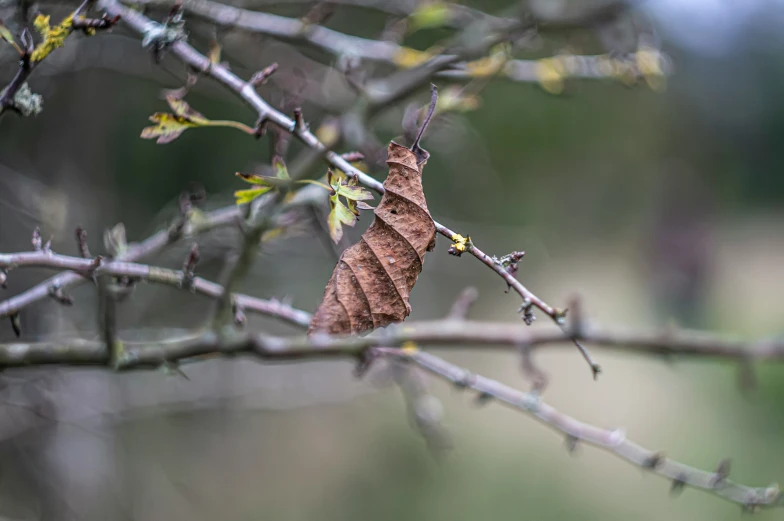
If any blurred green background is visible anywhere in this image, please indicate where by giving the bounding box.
[1,0,784,520]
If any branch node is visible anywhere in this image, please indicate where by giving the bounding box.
[293,107,306,132]
[75,225,91,258]
[448,233,470,257]
[518,299,535,325]
[181,243,199,290]
[564,434,580,454]
[453,369,475,389]
[642,451,666,470]
[48,283,74,306]
[473,391,494,406]
[32,226,42,251]
[518,391,540,412]
[253,116,269,139]
[498,250,525,292]
[712,458,732,488]
[606,427,626,447]
[670,474,687,496]
[232,300,246,327]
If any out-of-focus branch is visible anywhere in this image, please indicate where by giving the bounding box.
[392,349,783,511]
[118,0,668,86]
[2,318,784,369]
[0,324,780,507]
[125,0,636,40]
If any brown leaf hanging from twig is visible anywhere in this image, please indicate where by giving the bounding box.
[309,86,439,336]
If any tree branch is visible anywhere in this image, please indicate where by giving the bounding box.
[118,0,664,86]
[0,205,240,320]
[0,325,780,508]
[0,246,311,328]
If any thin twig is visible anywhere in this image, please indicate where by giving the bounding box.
[0,248,311,328]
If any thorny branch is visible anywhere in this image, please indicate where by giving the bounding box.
[0,240,311,328]
[0,321,781,508]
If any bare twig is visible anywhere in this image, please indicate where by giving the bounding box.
[0,204,241,320]
[0,244,311,328]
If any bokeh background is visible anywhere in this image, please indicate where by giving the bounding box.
[1,0,784,519]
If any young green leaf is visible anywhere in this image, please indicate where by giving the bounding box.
[208,39,221,65]
[0,18,21,53]
[141,112,199,144]
[103,223,127,258]
[234,156,295,205]
[272,156,290,179]
[141,96,256,144]
[328,195,356,243]
[234,187,272,205]
[324,169,375,237]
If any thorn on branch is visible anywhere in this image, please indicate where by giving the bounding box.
[9,313,21,337]
[642,451,666,470]
[250,63,278,88]
[0,269,7,289]
[340,151,365,163]
[253,117,269,139]
[181,243,199,289]
[447,286,479,320]
[712,458,732,488]
[565,434,580,454]
[292,107,306,132]
[232,301,246,327]
[473,391,494,406]
[32,227,42,251]
[354,347,379,378]
[75,226,91,258]
[48,283,74,306]
[671,474,687,496]
[72,13,121,34]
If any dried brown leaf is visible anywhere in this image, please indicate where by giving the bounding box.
[309,142,436,335]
